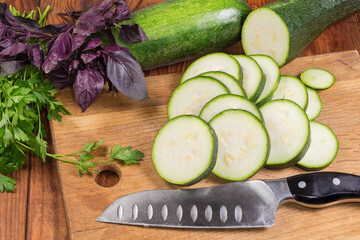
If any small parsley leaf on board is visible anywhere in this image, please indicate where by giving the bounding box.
[109,145,144,164]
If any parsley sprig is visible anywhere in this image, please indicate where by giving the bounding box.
[0,67,144,192]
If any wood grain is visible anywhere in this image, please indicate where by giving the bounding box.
[51,50,360,240]
[1,0,360,239]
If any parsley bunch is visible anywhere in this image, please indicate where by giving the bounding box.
[0,65,144,193]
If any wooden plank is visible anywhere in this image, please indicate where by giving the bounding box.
[0,2,39,240]
[50,50,360,239]
[0,159,30,240]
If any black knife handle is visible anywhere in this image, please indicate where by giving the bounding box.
[286,172,360,206]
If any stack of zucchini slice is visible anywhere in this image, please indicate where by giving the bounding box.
[152,52,338,185]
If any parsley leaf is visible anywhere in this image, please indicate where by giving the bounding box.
[109,145,144,164]
[0,174,16,193]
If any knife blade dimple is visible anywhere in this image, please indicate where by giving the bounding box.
[205,205,212,222]
[220,205,228,223]
[234,205,242,223]
[176,205,183,222]
[117,205,123,220]
[161,205,168,221]
[147,204,153,220]
[132,204,138,220]
[190,205,198,222]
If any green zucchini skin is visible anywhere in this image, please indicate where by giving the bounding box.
[264,0,360,65]
[113,0,250,70]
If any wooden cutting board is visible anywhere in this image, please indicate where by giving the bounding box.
[50,50,360,240]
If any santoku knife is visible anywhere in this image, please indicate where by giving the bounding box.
[97,172,360,228]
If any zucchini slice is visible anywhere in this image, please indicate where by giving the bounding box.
[232,55,265,102]
[272,75,308,109]
[260,99,310,169]
[209,109,269,181]
[181,53,241,82]
[300,68,335,89]
[152,115,217,185]
[199,71,246,96]
[250,55,280,107]
[305,87,323,120]
[168,76,229,119]
[199,94,262,122]
[297,121,339,171]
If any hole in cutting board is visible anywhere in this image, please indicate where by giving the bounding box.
[95,164,121,187]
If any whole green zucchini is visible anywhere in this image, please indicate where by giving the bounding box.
[241,0,360,66]
[113,0,250,70]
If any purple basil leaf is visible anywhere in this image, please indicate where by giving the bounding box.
[0,37,13,49]
[72,34,87,51]
[81,51,101,64]
[0,43,28,56]
[119,23,148,44]
[103,44,130,53]
[105,50,148,101]
[73,0,113,36]
[47,60,74,89]
[39,24,69,35]
[42,31,73,73]
[113,0,131,21]
[28,47,44,69]
[0,3,18,26]
[69,59,80,72]
[0,22,6,36]
[73,67,104,112]
[14,16,41,33]
[1,60,25,76]
[83,37,102,51]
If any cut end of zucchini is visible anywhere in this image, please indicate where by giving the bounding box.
[152,115,216,185]
[297,121,338,171]
[209,109,269,181]
[241,8,289,66]
[181,53,241,82]
[300,68,335,89]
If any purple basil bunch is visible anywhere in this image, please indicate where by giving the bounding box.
[0,0,149,112]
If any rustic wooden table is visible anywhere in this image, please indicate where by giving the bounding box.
[0,0,359,239]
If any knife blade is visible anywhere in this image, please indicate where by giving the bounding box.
[96,172,360,228]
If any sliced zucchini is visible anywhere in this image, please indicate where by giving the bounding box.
[199,94,262,122]
[272,75,308,109]
[297,121,338,171]
[300,68,335,89]
[250,55,280,107]
[181,53,241,82]
[199,71,246,96]
[305,87,322,120]
[232,55,265,102]
[260,99,310,169]
[152,115,217,185]
[209,109,269,181]
[168,76,229,119]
